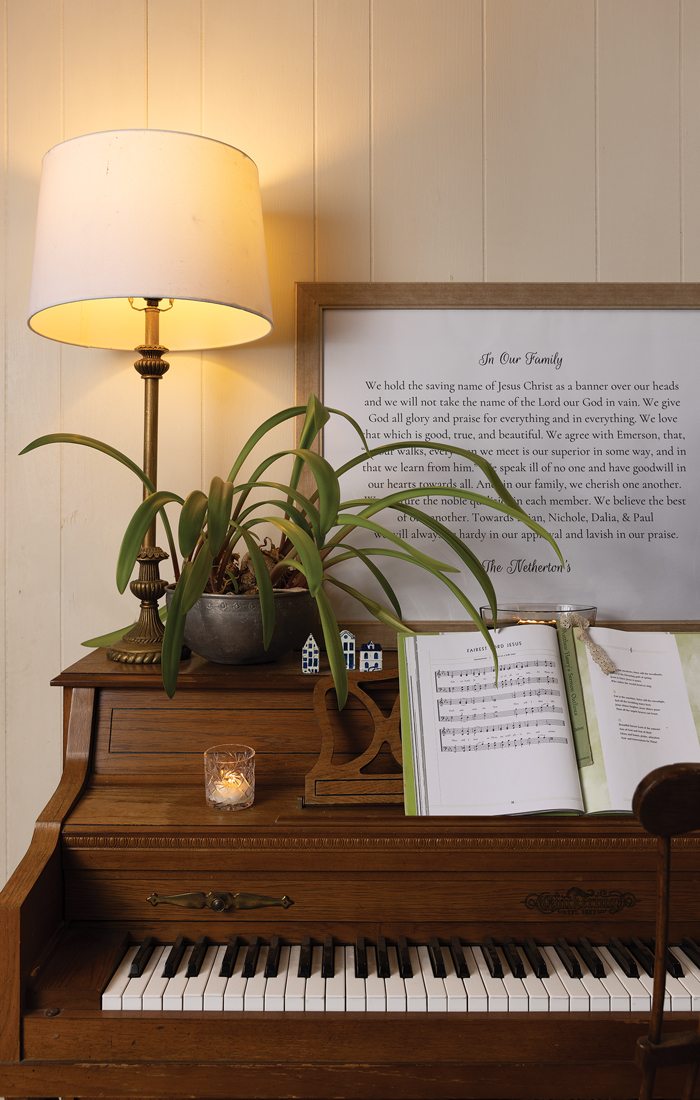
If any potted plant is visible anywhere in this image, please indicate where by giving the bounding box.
[22,394,560,706]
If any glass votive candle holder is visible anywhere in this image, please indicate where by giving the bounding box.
[204,744,255,811]
[479,604,597,628]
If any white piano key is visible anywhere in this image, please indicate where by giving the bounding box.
[440,946,467,1012]
[305,946,326,1012]
[416,945,447,1012]
[223,944,248,1011]
[265,945,291,1011]
[670,947,700,1011]
[325,945,346,1012]
[596,946,650,1012]
[102,946,139,1010]
[569,949,610,1012]
[203,946,229,1011]
[122,945,166,1010]
[589,947,630,1012]
[404,947,428,1013]
[163,945,195,1011]
[633,961,690,1012]
[384,946,407,1011]
[519,947,568,1012]
[461,947,489,1012]
[365,947,387,1012]
[284,945,306,1011]
[344,945,367,1012]
[182,945,218,1011]
[515,948,550,1012]
[244,945,268,1011]
[495,948,528,1012]
[542,947,589,1012]
[143,945,177,1011]
[472,946,508,1012]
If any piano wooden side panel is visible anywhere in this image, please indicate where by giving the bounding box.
[0,650,699,1099]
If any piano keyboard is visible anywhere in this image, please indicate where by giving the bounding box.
[102,935,700,1012]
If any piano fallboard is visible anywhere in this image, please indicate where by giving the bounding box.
[1,648,699,1099]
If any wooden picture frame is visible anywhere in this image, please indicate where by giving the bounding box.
[295,282,700,637]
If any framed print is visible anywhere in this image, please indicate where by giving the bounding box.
[296,283,700,627]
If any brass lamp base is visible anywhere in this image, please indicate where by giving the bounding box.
[107,546,168,664]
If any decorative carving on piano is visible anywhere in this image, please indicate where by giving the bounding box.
[524,887,638,915]
[63,831,700,851]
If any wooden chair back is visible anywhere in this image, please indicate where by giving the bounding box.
[633,762,700,1100]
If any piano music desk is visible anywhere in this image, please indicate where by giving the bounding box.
[1,649,699,1099]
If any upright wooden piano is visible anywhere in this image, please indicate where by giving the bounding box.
[1,648,699,1100]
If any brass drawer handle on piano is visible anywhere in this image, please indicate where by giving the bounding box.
[147,890,294,913]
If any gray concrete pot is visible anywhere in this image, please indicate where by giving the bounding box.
[168,587,320,665]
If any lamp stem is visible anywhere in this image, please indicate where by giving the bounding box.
[106,298,170,664]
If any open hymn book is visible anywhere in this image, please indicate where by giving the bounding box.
[399,625,700,816]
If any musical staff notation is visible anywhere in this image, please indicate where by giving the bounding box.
[431,652,571,757]
[440,733,569,753]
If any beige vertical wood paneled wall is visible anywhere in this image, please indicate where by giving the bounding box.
[1,0,698,884]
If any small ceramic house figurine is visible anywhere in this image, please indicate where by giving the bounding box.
[359,640,383,672]
[340,628,356,670]
[301,633,320,674]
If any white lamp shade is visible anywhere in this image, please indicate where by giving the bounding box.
[28,130,273,351]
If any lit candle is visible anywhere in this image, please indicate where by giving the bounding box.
[211,767,252,807]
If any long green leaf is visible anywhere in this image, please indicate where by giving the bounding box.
[116,490,184,592]
[263,517,325,595]
[313,586,348,709]
[179,490,209,558]
[20,432,155,492]
[82,606,167,648]
[334,513,460,572]
[323,545,403,617]
[326,577,408,635]
[239,530,276,648]
[290,394,331,491]
[342,489,563,564]
[207,476,234,556]
[161,574,188,697]
[398,502,498,620]
[335,440,523,512]
[21,431,182,576]
[226,404,309,483]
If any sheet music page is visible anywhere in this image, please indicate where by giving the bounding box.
[402,626,584,815]
[577,628,700,812]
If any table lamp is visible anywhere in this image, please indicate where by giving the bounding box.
[27,129,273,663]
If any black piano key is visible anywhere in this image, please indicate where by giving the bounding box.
[428,937,447,978]
[397,936,413,979]
[607,937,639,978]
[264,935,282,978]
[680,937,700,968]
[449,937,470,978]
[354,935,368,979]
[298,935,313,978]
[186,935,209,977]
[376,936,391,978]
[219,936,241,978]
[129,935,156,978]
[162,934,187,978]
[480,938,504,979]
[642,938,683,978]
[500,938,525,978]
[575,937,605,978]
[625,938,655,977]
[321,936,335,979]
[522,938,548,979]
[554,938,582,979]
[243,937,262,978]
